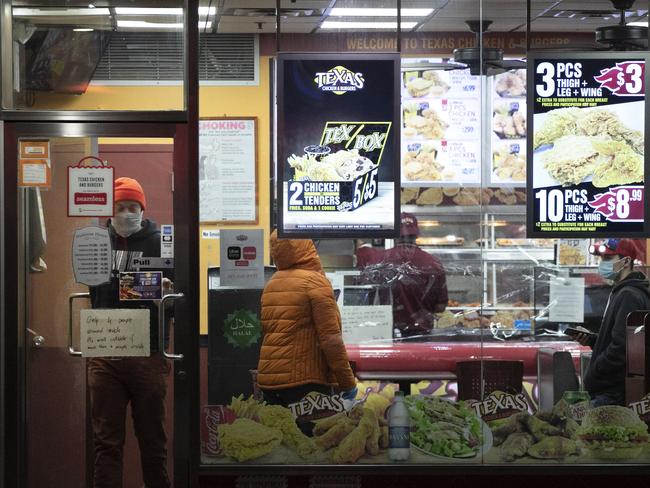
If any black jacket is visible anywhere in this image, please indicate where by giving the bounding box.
[90,219,169,353]
[584,271,650,398]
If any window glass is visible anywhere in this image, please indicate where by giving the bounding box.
[3,2,186,110]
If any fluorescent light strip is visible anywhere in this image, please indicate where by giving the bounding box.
[13,7,111,16]
[117,20,211,29]
[114,7,215,15]
[628,21,648,26]
[321,21,417,29]
[329,8,433,17]
[73,28,94,32]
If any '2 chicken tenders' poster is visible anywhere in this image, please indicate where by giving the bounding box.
[277,54,400,238]
[528,52,650,238]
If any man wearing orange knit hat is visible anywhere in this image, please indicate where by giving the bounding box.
[87,177,172,488]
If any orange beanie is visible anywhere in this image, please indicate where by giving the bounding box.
[114,177,146,210]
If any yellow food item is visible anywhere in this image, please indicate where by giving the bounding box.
[590,139,644,187]
[218,418,282,462]
[229,394,263,419]
[257,404,318,459]
[416,187,443,206]
[534,107,582,149]
[364,392,391,419]
[330,408,376,463]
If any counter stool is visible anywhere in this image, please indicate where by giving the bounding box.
[456,360,524,401]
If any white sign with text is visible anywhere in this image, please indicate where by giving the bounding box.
[341,305,393,344]
[80,309,150,357]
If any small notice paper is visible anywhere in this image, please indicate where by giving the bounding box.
[549,276,585,324]
[341,305,393,344]
[81,309,150,357]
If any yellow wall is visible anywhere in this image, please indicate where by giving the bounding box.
[36,58,272,333]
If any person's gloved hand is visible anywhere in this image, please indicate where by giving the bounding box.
[341,387,358,401]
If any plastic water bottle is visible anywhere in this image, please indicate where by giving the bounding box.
[388,391,411,461]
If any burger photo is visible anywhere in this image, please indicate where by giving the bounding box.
[576,406,649,460]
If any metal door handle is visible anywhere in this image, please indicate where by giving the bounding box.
[158,293,184,360]
[27,328,45,348]
[68,293,90,356]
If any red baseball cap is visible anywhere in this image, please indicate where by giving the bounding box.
[400,212,420,237]
[589,238,639,261]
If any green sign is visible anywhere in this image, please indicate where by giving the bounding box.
[223,309,261,349]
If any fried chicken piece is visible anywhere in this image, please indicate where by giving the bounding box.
[401,187,419,204]
[313,412,347,436]
[513,111,526,137]
[533,107,582,149]
[524,414,562,442]
[364,414,381,456]
[500,432,535,461]
[590,139,644,187]
[576,109,644,154]
[527,436,577,459]
[493,412,527,446]
[330,409,375,464]
[541,135,608,186]
[416,187,443,206]
[314,418,356,450]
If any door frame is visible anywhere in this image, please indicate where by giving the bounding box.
[1,121,200,488]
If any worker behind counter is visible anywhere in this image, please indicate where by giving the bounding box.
[356,212,448,339]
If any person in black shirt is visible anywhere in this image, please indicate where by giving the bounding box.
[577,239,650,407]
[88,177,172,488]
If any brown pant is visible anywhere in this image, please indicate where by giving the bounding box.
[88,355,171,488]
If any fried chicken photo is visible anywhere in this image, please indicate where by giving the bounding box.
[533,107,582,149]
[541,135,609,186]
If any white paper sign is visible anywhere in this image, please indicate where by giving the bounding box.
[199,119,257,223]
[549,276,586,324]
[161,224,174,258]
[80,309,150,357]
[219,229,264,288]
[67,165,114,216]
[72,226,112,286]
[341,305,393,344]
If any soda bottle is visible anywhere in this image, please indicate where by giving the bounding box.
[388,391,411,461]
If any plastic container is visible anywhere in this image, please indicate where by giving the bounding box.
[388,391,411,461]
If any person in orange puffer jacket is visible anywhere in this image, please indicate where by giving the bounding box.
[257,230,357,416]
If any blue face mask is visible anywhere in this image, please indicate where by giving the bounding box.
[598,258,624,280]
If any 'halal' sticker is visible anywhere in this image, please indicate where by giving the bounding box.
[223,309,261,349]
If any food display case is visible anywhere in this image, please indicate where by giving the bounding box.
[400,203,555,341]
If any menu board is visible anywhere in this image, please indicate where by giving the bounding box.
[199,118,257,224]
[491,69,527,185]
[401,59,481,186]
[528,53,649,237]
[277,53,399,238]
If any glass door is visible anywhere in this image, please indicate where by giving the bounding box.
[4,121,192,488]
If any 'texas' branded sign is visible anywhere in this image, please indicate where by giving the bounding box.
[314,65,365,94]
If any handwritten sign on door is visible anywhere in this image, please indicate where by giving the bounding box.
[80,309,150,357]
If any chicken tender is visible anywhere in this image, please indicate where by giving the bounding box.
[527,436,577,459]
[500,432,534,461]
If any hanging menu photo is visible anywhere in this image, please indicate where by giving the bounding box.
[491,69,527,185]
[528,53,649,237]
[401,60,481,185]
[277,54,400,238]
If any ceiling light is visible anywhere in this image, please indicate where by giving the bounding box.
[115,8,183,15]
[13,7,111,16]
[88,3,95,8]
[628,21,648,27]
[117,20,211,29]
[113,7,215,16]
[329,8,433,17]
[321,21,417,29]
[73,28,95,32]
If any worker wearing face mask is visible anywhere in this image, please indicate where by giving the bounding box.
[87,177,172,488]
[576,239,650,407]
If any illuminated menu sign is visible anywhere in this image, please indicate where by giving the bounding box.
[277,53,400,238]
[528,52,649,237]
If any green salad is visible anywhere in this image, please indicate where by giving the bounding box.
[405,395,483,458]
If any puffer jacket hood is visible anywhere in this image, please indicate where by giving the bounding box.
[270,230,322,272]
